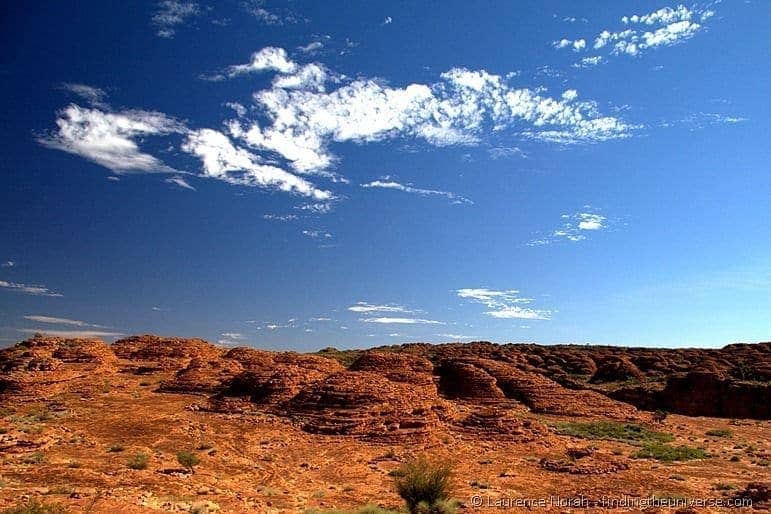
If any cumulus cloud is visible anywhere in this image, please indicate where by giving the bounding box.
[180,128,332,199]
[218,52,630,181]
[557,4,715,62]
[151,0,201,38]
[23,315,103,327]
[38,105,184,173]
[348,302,411,314]
[361,180,472,205]
[528,209,609,246]
[0,280,62,297]
[457,288,551,320]
[360,317,442,325]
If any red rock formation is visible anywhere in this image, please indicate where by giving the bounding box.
[112,335,222,370]
[590,356,644,383]
[0,336,116,398]
[288,370,445,440]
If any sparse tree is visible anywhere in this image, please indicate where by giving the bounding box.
[176,450,200,474]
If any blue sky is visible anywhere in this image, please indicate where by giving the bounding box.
[1,0,769,349]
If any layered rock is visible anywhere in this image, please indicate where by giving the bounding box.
[0,336,117,398]
[112,335,222,370]
[456,405,548,441]
[288,370,444,440]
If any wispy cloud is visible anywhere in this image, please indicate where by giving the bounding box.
[165,175,196,190]
[263,214,298,221]
[437,333,476,340]
[302,229,332,239]
[60,83,107,108]
[152,0,201,38]
[243,0,303,25]
[360,317,442,325]
[38,105,184,173]
[457,288,551,320]
[348,302,411,314]
[382,16,393,25]
[18,328,124,339]
[0,280,62,297]
[488,146,527,160]
[1,261,14,268]
[23,315,104,327]
[528,209,609,246]
[361,180,472,205]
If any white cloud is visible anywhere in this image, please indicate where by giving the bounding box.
[180,128,332,200]
[23,315,103,327]
[573,56,605,68]
[18,328,124,338]
[361,317,442,325]
[1,261,14,268]
[227,47,298,76]
[263,213,298,221]
[221,332,245,339]
[528,209,609,246]
[383,16,393,25]
[0,280,62,297]
[38,105,184,173]
[488,146,527,160]
[553,38,585,51]
[221,49,630,178]
[151,0,201,38]
[438,333,475,340]
[302,229,332,239]
[361,180,472,205]
[60,83,108,108]
[298,41,324,54]
[457,288,550,320]
[348,302,411,314]
[243,0,302,25]
[592,4,713,58]
[165,175,196,190]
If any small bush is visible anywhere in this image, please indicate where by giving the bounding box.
[652,409,668,423]
[394,456,455,514]
[554,421,673,445]
[127,453,149,470]
[635,443,708,462]
[22,452,46,465]
[706,429,733,438]
[0,500,69,514]
[176,450,200,473]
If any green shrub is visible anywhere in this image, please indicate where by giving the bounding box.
[554,421,673,445]
[635,443,708,462]
[22,452,46,465]
[127,453,149,470]
[176,450,200,473]
[0,500,69,514]
[706,429,733,438]
[393,456,455,514]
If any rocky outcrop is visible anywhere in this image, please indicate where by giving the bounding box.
[160,357,244,395]
[435,361,505,401]
[288,370,446,440]
[457,405,548,441]
[590,356,644,384]
[0,336,117,398]
[112,335,222,370]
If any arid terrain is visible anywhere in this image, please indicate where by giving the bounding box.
[0,335,768,513]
